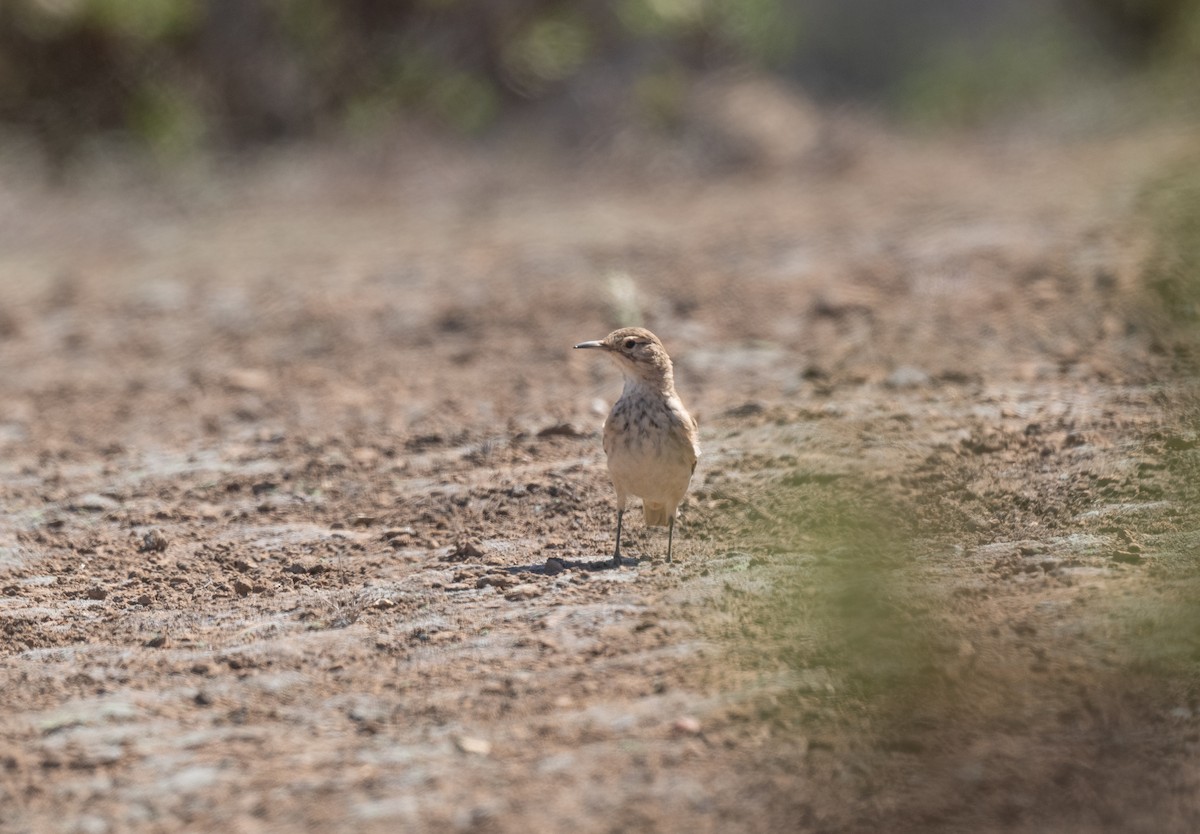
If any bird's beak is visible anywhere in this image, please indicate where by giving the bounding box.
[573,340,607,350]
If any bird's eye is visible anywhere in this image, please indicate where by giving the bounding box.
[623,339,638,350]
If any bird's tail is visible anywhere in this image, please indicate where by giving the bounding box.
[643,503,671,527]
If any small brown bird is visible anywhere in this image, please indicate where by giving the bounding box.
[574,327,699,566]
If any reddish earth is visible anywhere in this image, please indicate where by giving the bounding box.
[1,119,1198,833]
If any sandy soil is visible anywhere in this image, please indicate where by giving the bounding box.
[1,120,1199,833]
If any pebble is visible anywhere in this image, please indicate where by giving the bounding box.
[165,765,221,792]
[537,422,586,438]
[137,529,169,554]
[70,493,120,513]
[451,539,486,561]
[454,735,491,756]
[223,368,270,392]
[505,584,542,601]
[73,815,110,834]
[885,366,930,389]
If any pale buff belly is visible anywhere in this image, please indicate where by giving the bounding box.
[606,436,695,507]
[603,395,697,515]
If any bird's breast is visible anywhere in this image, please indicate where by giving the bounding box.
[603,387,697,500]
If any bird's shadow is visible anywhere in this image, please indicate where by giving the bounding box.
[507,555,641,575]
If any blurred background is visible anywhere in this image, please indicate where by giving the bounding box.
[1,0,1197,172]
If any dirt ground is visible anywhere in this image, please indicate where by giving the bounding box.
[1,114,1199,833]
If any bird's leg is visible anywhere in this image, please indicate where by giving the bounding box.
[611,508,624,568]
[667,515,674,563]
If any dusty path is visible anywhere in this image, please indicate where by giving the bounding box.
[1,126,1198,832]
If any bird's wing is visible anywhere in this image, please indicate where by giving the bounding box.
[678,414,699,471]
[680,407,700,467]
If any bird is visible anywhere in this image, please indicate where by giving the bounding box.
[574,327,699,567]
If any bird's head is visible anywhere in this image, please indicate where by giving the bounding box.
[574,327,674,386]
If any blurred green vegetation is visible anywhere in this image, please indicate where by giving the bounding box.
[802,497,947,704]
[1143,159,1200,334]
[0,0,809,162]
[742,146,1200,731]
[897,0,1200,127]
[897,16,1093,127]
[0,0,1197,164]
[758,483,953,717]
[1113,456,1200,686]
[1122,153,1200,685]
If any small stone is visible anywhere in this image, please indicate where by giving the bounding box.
[505,583,542,601]
[352,447,380,465]
[73,814,110,834]
[85,586,107,600]
[137,529,169,554]
[536,422,586,438]
[197,503,222,521]
[672,716,702,735]
[70,493,120,513]
[135,594,153,606]
[885,366,930,389]
[450,538,486,562]
[348,703,388,725]
[370,598,396,610]
[167,765,220,793]
[544,558,564,576]
[454,735,491,756]
[723,402,765,418]
[223,368,270,392]
[232,579,252,597]
[144,634,167,648]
